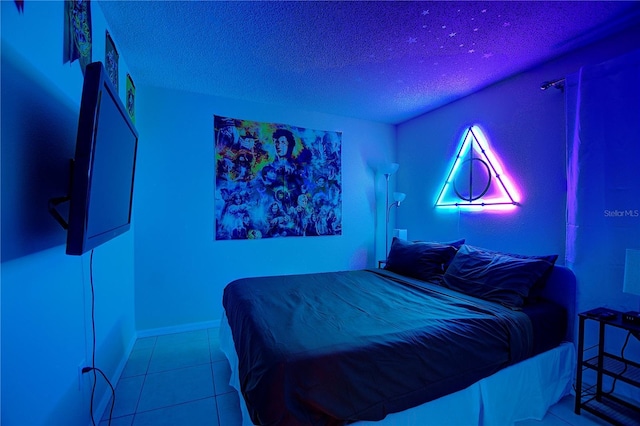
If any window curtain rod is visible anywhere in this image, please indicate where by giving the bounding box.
[540,77,566,91]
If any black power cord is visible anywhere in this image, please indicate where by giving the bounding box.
[84,249,116,426]
[574,329,636,399]
[604,330,632,395]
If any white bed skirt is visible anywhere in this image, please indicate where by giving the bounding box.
[219,312,575,426]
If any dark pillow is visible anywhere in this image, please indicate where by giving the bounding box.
[384,238,464,282]
[442,245,558,308]
[412,238,465,249]
[505,252,558,303]
[462,245,558,303]
[412,238,465,271]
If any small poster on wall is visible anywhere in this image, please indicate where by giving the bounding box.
[214,115,342,240]
[126,74,135,123]
[105,31,119,91]
[63,0,92,74]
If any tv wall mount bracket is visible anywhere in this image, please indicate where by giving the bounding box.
[48,159,74,230]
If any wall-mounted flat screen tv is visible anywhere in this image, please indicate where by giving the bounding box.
[66,61,139,255]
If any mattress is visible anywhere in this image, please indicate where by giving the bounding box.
[222,268,571,425]
[221,316,575,426]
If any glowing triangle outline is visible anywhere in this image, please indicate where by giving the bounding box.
[435,126,519,208]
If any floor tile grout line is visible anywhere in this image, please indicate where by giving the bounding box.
[210,359,223,426]
[129,368,148,424]
[130,395,217,418]
[215,397,222,426]
[146,360,213,376]
[126,336,156,424]
[127,332,220,422]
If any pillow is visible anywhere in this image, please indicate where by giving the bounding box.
[442,245,558,308]
[462,245,558,303]
[413,238,465,270]
[506,252,558,303]
[412,238,465,250]
[384,237,464,282]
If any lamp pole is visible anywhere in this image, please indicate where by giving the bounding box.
[385,172,391,257]
[381,163,399,260]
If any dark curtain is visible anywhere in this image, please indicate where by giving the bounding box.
[565,49,640,321]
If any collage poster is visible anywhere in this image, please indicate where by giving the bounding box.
[63,0,92,73]
[214,115,342,240]
[105,30,119,91]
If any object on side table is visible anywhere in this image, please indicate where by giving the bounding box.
[584,307,618,321]
[623,311,640,324]
[623,249,640,325]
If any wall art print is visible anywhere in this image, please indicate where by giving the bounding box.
[214,115,342,240]
[63,0,92,74]
[126,73,135,123]
[105,30,119,91]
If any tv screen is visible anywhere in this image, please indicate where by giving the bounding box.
[66,61,139,256]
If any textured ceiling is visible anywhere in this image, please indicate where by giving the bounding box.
[99,1,640,124]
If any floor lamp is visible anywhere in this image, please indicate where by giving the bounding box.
[382,163,406,258]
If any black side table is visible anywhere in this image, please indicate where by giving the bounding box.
[575,307,640,425]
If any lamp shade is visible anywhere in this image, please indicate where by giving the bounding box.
[393,192,406,203]
[380,163,399,176]
[623,248,640,296]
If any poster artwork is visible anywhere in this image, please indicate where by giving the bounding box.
[63,0,92,73]
[105,31,119,91]
[126,74,135,123]
[214,115,342,240]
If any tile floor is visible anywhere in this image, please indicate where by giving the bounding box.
[100,328,609,426]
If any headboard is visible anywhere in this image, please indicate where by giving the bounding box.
[540,265,577,344]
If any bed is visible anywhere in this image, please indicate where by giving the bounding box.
[220,240,577,425]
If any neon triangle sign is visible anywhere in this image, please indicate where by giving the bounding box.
[435,126,520,210]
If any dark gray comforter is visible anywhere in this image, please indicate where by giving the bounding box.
[223,269,534,425]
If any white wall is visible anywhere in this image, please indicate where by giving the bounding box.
[395,65,568,256]
[1,2,136,424]
[396,23,640,258]
[133,86,395,332]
